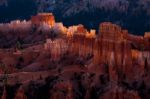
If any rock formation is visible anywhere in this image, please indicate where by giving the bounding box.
[0,13,149,99]
[31,13,55,27]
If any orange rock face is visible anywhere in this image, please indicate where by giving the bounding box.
[31,13,55,27]
[43,22,149,85]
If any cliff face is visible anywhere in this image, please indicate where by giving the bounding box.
[43,21,150,87]
[0,14,150,99]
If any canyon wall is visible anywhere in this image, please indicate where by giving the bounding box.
[0,13,149,99]
[43,21,150,85]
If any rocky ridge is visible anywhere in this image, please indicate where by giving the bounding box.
[0,13,149,99]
